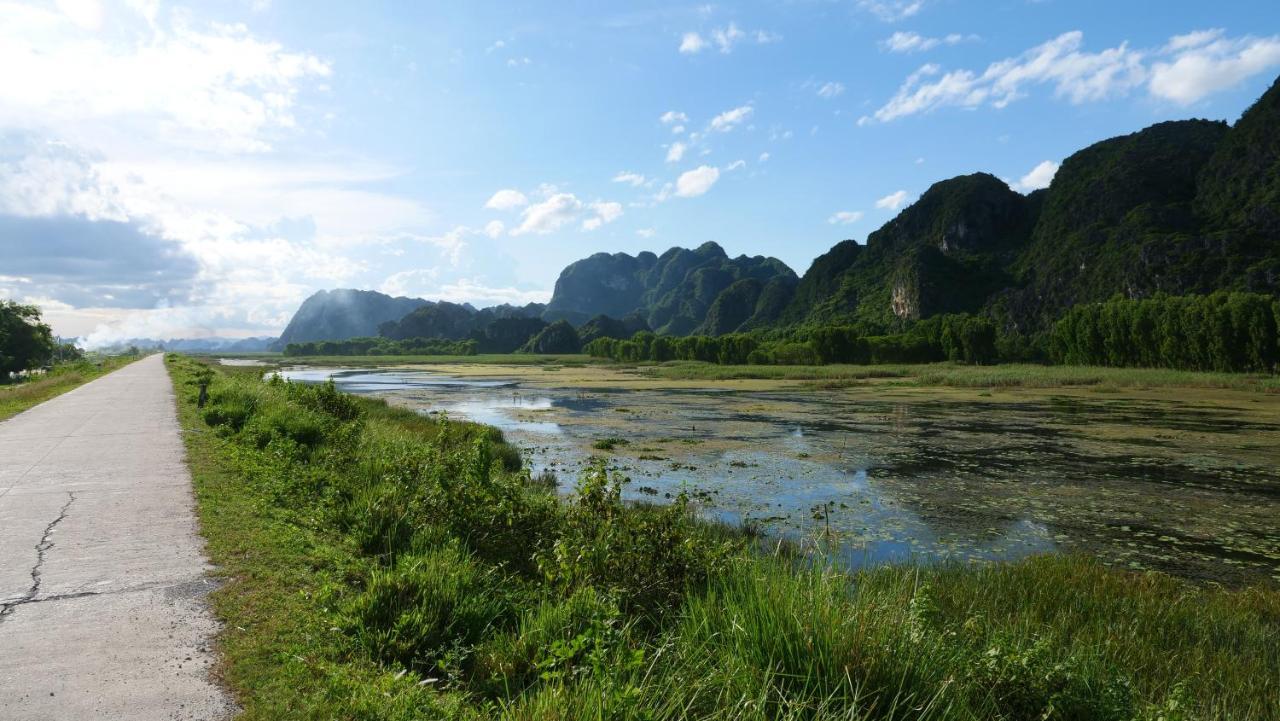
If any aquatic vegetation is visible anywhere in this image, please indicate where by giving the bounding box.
[168,354,1280,719]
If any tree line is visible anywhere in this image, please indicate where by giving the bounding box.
[584,313,999,366]
[283,336,478,357]
[1049,292,1279,373]
[584,293,1280,373]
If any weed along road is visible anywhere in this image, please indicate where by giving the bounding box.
[0,354,233,720]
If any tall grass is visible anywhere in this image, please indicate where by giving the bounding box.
[0,356,135,421]
[167,354,1280,720]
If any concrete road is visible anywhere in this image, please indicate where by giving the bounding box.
[0,355,235,720]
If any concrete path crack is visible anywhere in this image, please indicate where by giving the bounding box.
[0,491,75,624]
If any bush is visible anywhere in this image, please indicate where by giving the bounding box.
[345,546,513,673]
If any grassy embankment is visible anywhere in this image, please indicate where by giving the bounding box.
[168,354,1279,720]
[0,356,136,421]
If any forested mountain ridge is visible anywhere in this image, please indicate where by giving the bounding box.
[272,289,429,349]
[541,241,798,334]
[276,75,1279,349]
[795,74,1280,332]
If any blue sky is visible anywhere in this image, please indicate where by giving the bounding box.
[1,0,1278,343]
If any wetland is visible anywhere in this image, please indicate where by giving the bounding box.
[275,363,1280,586]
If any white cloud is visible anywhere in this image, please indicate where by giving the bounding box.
[431,279,550,307]
[867,29,1280,123]
[828,210,864,225]
[670,125,686,134]
[817,81,845,99]
[679,32,706,54]
[1149,30,1280,104]
[865,31,1146,123]
[612,171,647,187]
[725,159,746,171]
[881,31,978,53]
[486,39,506,53]
[484,188,529,211]
[859,0,924,22]
[636,227,656,238]
[506,56,531,67]
[484,219,505,238]
[666,141,688,163]
[0,2,331,153]
[381,273,550,307]
[509,193,621,235]
[758,152,770,162]
[582,201,623,231]
[55,0,104,31]
[876,190,912,211]
[710,104,753,132]
[680,23,777,54]
[711,23,745,53]
[675,165,720,198]
[1013,160,1059,192]
[511,192,583,235]
[660,110,689,125]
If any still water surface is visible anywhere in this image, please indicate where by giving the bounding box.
[276,366,1280,585]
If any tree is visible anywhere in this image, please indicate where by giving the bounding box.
[0,301,56,381]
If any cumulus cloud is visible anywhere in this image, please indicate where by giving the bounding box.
[881,31,978,53]
[666,141,688,163]
[679,32,706,54]
[0,2,331,153]
[828,210,864,225]
[710,105,753,132]
[380,273,549,307]
[0,213,201,309]
[865,29,1280,123]
[510,193,621,235]
[1149,29,1280,104]
[511,192,582,235]
[660,110,689,125]
[582,201,623,231]
[484,188,529,211]
[675,165,720,198]
[1013,160,1060,192]
[612,171,647,187]
[859,0,924,22]
[876,190,912,211]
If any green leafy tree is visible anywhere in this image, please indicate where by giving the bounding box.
[0,301,56,380]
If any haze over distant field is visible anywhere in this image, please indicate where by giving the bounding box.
[2,0,1279,345]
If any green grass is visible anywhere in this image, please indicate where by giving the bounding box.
[645,360,1280,392]
[0,356,137,421]
[167,354,1280,720]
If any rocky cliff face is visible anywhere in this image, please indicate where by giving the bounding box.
[273,289,429,349]
[543,241,797,334]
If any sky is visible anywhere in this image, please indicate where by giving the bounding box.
[2,0,1279,346]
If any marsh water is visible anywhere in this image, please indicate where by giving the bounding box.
[276,366,1280,585]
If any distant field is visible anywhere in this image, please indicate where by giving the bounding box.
[0,356,137,421]
[203,351,1280,392]
[643,360,1280,392]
